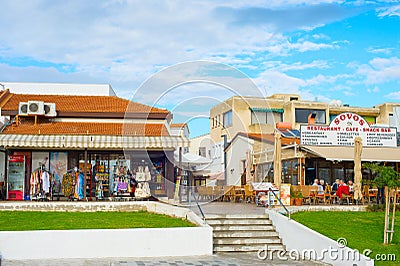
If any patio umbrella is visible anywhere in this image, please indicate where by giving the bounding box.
[246,149,253,184]
[353,137,363,201]
[273,132,282,189]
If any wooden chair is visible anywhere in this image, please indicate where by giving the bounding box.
[222,186,234,202]
[213,186,223,201]
[310,185,319,204]
[314,186,330,205]
[364,186,378,204]
[301,186,313,205]
[205,186,214,201]
[326,185,338,204]
[234,186,244,202]
[244,184,256,203]
[362,185,370,204]
[341,191,353,205]
[397,189,400,204]
[197,186,207,201]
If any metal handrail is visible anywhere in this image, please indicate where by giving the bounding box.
[269,187,291,219]
[192,189,206,221]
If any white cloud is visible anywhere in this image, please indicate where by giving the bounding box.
[0,1,347,98]
[367,86,380,93]
[377,4,400,17]
[343,90,356,96]
[385,91,400,100]
[276,60,329,71]
[367,47,393,55]
[355,57,400,84]
[255,70,306,94]
[306,73,352,86]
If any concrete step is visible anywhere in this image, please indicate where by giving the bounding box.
[207,219,272,225]
[211,225,276,231]
[213,230,280,238]
[213,244,286,253]
[214,237,282,245]
[206,214,269,220]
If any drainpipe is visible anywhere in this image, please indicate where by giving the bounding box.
[222,134,227,186]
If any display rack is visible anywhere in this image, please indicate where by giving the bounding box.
[149,161,165,196]
[79,163,93,199]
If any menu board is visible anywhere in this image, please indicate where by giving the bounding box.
[301,113,397,147]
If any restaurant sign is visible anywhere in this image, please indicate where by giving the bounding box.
[300,112,397,147]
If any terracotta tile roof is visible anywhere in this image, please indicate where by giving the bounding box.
[0,92,169,114]
[2,121,170,136]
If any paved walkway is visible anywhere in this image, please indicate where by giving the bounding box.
[2,253,328,266]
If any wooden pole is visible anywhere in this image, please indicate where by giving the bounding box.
[390,191,397,243]
[384,186,390,244]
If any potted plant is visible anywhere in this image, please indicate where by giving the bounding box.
[290,186,303,206]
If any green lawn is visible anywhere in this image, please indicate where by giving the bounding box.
[291,211,399,266]
[0,211,195,231]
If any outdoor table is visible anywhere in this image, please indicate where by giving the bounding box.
[250,182,279,207]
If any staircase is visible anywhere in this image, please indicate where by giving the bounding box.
[206,214,286,253]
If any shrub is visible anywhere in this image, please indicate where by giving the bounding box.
[366,204,400,212]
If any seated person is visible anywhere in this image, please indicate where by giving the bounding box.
[347,180,354,194]
[331,179,340,195]
[312,179,319,186]
[320,179,326,191]
[317,183,324,195]
[336,180,350,199]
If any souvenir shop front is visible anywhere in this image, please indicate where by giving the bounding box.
[0,135,181,201]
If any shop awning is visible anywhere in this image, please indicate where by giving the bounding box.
[249,107,284,113]
[301,145,400,162]
[209,172,225,180]
[0,134,188,150]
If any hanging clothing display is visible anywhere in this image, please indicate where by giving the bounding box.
[144,165,151,181]
[30,167,52,200]
[42,171,50,194]
[62,173,75,199]
[77,172,84,200]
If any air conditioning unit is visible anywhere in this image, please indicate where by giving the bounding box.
[44,103,57,117]
[18,102,28,115]
[27,101,45,115]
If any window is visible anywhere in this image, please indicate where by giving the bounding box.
[295,109,326,124]
[251,111,283,125]
[199,147,206,157]
[223,110,232,128]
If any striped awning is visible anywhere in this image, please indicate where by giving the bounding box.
[0,134,189,150]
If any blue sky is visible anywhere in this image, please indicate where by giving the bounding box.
[1,0,400,137]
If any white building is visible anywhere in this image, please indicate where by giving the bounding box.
[0,82,116,96]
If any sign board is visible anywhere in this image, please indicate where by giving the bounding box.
[280,184,291,206]
[301,113,397,147]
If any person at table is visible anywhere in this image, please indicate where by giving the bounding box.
[347,180,354,195]
[312,179,319,186]
[336,180,350,203]
[320,180,326,191]
[331,179,340,195]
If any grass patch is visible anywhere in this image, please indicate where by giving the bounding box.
[0,211,195,231]
[291,211,399,265]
